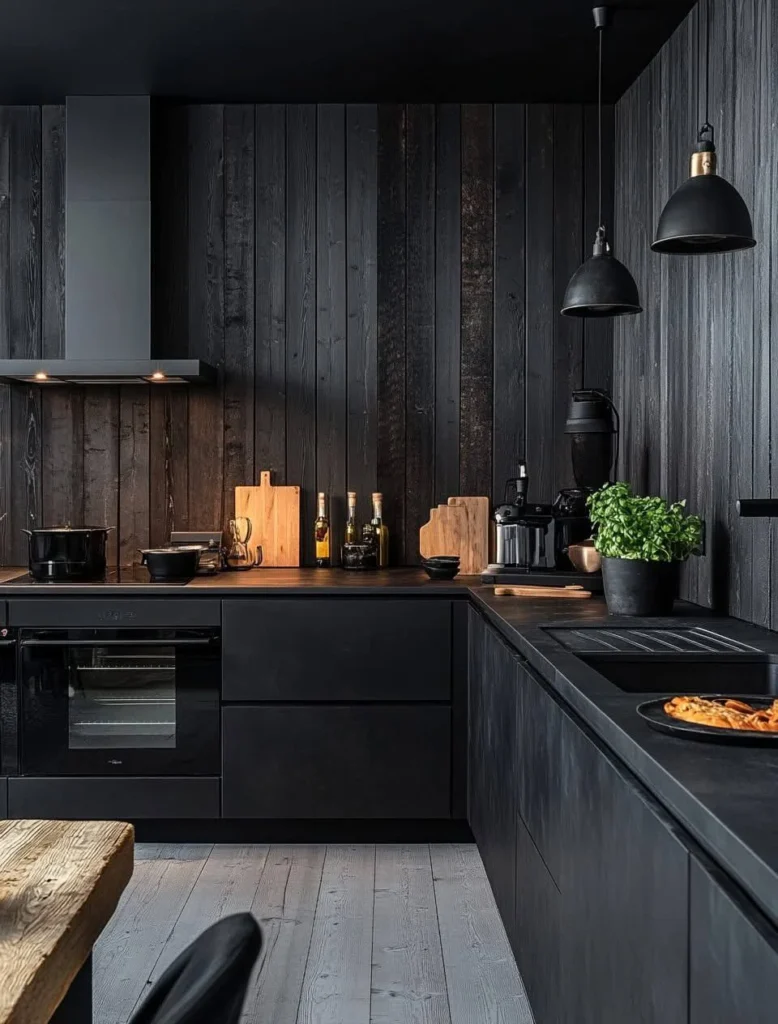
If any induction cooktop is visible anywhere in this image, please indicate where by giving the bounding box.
[6,567,192,586]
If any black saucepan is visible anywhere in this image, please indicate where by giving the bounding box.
[24,526,113,581]
[139,546,202,580]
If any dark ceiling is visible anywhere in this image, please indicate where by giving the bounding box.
[0,0,694,104]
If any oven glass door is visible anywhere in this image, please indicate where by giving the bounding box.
[20,629,220,776]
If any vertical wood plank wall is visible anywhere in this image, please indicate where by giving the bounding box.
[614,0,776,625]
[0,102,613,566]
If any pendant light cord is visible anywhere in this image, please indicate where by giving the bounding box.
[704,0,710,126]
[598,22,603,229]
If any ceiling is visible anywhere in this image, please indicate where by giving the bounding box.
[0,0,695,104]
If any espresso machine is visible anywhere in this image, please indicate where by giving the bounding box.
[482,389,618,587]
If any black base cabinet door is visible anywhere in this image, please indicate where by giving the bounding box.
[222,599,451,701]
[467,608,519,945]
[559,704,689,1024]
[222,705,451,818]
[690,854,778,1023]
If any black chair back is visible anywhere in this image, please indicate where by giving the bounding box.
[129,913,262,1024]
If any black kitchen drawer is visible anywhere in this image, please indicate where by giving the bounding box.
[222,705,451,818]
[0,777,7,819]
[9,599,221,629]
[222,598,451,701]
[8,777,220,819]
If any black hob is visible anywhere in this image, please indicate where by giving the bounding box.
[7,566,193,586]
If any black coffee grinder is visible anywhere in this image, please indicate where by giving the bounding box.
[553,389,619,569]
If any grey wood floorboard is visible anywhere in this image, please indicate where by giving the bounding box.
[242,845,327,1024]
[142,845,270,996]
[94,843,528,1024]
[93,844,212,1024]
[371,844,451,1024]
[296,845,376,1024]
[430,844,534,1024]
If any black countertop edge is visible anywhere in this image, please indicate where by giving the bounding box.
[469,589,778,927]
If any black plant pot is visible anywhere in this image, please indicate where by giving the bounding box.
[601,556,681,616]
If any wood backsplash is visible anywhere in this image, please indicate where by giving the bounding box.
[0,102,613,566]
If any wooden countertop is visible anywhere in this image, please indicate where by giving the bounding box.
[0,819,134,1024]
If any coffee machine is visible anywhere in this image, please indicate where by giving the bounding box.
[482,389,618,587]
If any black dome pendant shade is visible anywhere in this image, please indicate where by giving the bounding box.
[561,7,642,319]
[651,124,756,254]
[561,227,642,317]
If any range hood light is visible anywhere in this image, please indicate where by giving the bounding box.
[34,371,49,381]
[149,370,166,381]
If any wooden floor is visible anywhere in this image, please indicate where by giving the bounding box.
[93,843,533,1024]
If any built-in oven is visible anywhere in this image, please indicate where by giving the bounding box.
[0,627,18,776]
[16,626,220,776]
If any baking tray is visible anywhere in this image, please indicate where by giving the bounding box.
[637,695,778,744]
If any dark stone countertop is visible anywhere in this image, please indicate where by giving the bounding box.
[3,564,778,925]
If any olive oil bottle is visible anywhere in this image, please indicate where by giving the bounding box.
[345,491,358,544]
[371,492,390,568]
[314,492,331,568]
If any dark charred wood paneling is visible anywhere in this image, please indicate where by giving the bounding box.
[405,103,436,563]
[0,101,611,566]
[377,103,408,565]
[459,103,494,499]
[615,0,774,625]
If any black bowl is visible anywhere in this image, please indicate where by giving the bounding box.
[422,556,460,567]
[422,563,459,580]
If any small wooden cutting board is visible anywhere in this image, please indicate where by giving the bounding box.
[419,496,490,575]
[235,471,301,567]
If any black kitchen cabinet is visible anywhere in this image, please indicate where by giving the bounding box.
[516,661,564,886]
[222,705,451,818]
[0,776,7,818]
[467,607,519,945]
[559,701,689,1024]
[222,599,451,701]
[690,854,778,1023]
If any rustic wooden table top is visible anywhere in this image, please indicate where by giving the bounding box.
[0,819,134,1024]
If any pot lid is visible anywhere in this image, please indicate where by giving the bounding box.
[140,546,202,554]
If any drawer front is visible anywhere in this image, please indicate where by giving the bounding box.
[222,599,451,701]
[222,705,451,818]
[8,777,220,819]
[9,598,221,628]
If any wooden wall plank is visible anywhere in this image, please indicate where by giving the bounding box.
[83,390,119,564]
[377,104,407,565]
[552,105,584,496]
[405,103,436,563]
[286,104,317,565]
[223,104,255,523]
[435,103,461,504]
[316,104,348,559]
[525,104,555,504]
[493,103,526,500]
[149,389,189,547]
[254,104,287,484]
[119,388,150,565]
[770,0,778,631]
[583,103,614,394]
[459,103,494,499]
[187,105,225,533]
[346,104,378,527]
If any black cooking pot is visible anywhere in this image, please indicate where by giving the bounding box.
[24,526,112,581]
[140,547,201,580]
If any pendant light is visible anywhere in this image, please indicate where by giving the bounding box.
[652,1,755,254]
[561,7,641,318]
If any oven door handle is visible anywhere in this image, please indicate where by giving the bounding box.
[20,637,217,647]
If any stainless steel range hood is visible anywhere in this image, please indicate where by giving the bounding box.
[0,97,215,385]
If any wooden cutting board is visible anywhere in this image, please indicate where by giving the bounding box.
[235,471,301,567]
[419,496,490,575]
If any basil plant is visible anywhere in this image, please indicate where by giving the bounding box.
[587,482,703,563]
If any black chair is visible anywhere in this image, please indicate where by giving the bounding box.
[129,913,262,1024]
